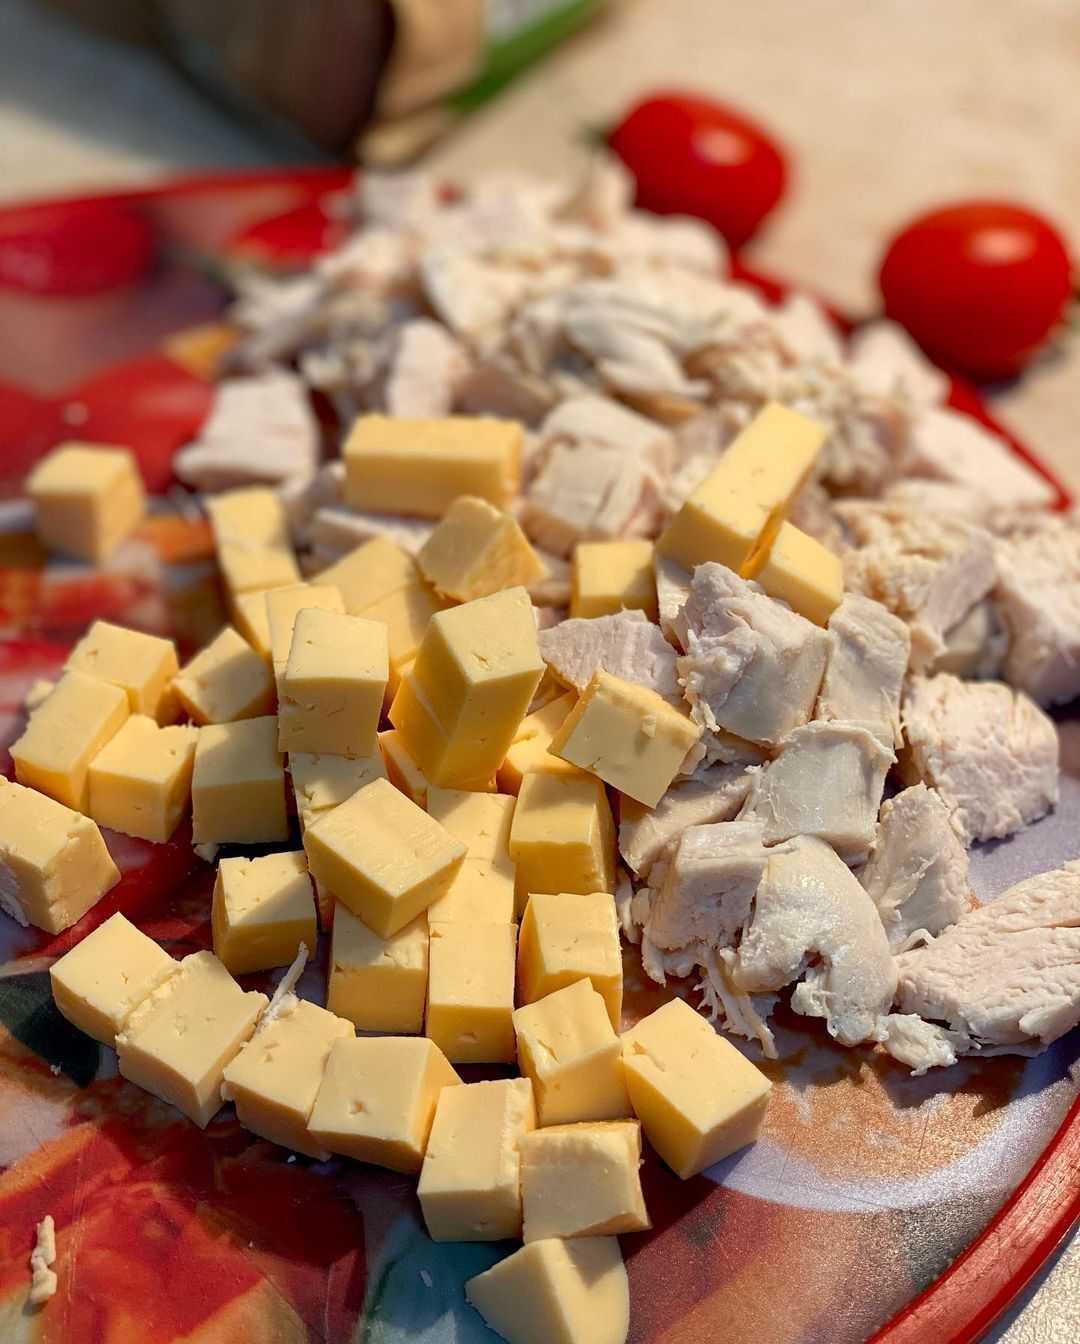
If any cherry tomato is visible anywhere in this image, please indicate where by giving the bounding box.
[0,200,157,298]
[878,203,1073,382]
[607,92,788,250]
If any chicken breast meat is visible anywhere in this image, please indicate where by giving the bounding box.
[815,593,911,748]
[994,516,1080,707]
[538,610,681,703]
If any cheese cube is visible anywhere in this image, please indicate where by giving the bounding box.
[87,715,198,843]
[27,442,145,563]
[206,487,300,596]
[426,922,517,1064]
[426,788,515,858]
[465,1238,629,1344]
[316,536,417,613]
[308,1035,460,1174]
[570,541,658,621]
[278,609,388,756]
[303,777,466,937]
[418,496,548,602]
[66,621,179,722]
[343,414,521,518]
[513,979,631,1126]
[379,727,432,807]
[221,995,353,1159]
[230,587,280,660]
[391,587,544,788]
[327,902,428,1033]
[425,790,518,921]
[0,777,119,932]
[509,772,616,916]
[23,678,55,712]
[359,581,442,670]
[191,717,288,845]
[290,750,387,832]
[621,997,771,1178]
[50,912,177,1044]
[550,670,701,808]
[418,1077,535,1241]
[265,582,345,689]
[518,892,622,1029]
[173,626,274,724]
[656,402,825,572]
[211,851,317,976]
[427,858,516,924]
[219,544,303,598]
[740,519,844,626]
[520,1121,650,1242]
[496,692,581,795]
[115,951,267,1128]
[11,670,130,812]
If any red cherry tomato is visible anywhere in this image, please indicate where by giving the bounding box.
[607,92,788,250]
[878,203,1073,382]
[0,200,157,298]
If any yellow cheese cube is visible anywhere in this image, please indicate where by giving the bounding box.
[426,788,515,858]
[191,716,287,845]
[23,678,55,712]
[496,692,582,795]
[520,1121,650,1242]
[308,1035,460,1174]
[343,414,522,518]
[427,857,516,924]
[303,776,466,937]
[418,1077,535,1241]
[621,997,771,1178]
[211,850,316,976]
[221,995,353,1159]
[290,750,387,833]
[27,442,145,563]
[418,496,549,602]
[360,580,442,669]
[466,1237,629,1344]
[378,727,432,807]
[655,402,826,572]
[316,536,419,613]
[219,543,303,598]
[66,620,179,722]
[11,670,130,812]
[173,626,274,724]
[425,789,517,921]
[518,892,622,1029]
[509,772,616,916]
[0,776,119,932]
[570,540,658,621]
[50,912,176,1044]
[87,715,198,843]
[229,587,281,660]
[115,950,267,1128]
[426,922,517,1064]
[740,519,844,626]
[549,670,701,809]
[265,582,345,688]
[513,979,631,1126]
[327,901,428,1033]
[206,487,300,596]
[278,608,388,757]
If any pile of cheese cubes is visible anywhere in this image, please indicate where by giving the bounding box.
[6,409,798,1343]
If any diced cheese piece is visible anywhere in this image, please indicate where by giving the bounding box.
[509,772,616,916]
[343,414,521,518]
[570,541,658,621]
[513,979,631,1126]
[11,670,130,812]
[497,692,582,795]
[163,319,239,378]
[278,609,388,756]
[265,582,345,689]
[219,544,303,597]
[316,536,417,613]
[173,626,274,724]
[115,950,267,1128]
[466,1237,629,1344]
[221,995,353,1159]
[426,788,515,859]
[656,402,825,572]
[290,750,387,832]
[418,1077,535,1241]
[66,620,179,722]
[0,777,119,933]
[191,717,288,845]
[391,587,544,787]
[23,678,55,712]
[740,520,844,626]
[425,788,517,923]
[206,487,300,596]
[87,715,198,843]
[518,892,622,1029]
[230,588,280,660]
[308,1035,460,1174]
[426,922,517,1064]
[550,670,701,808]
[49,912,177,1044]
[379,727,432,807]
[427,856,516,924]
[520,1122,649,1242]
[327,901,428,1033]
[418,495,548,602]
[303,776,466,937]
[27,442,145,563]
[621,997,771,1178]
[360,581,442,670]
[211,850,317,976]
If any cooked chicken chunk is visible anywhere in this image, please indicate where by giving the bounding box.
[381,319,468,418]
[457,356,556,424]
[905,407,1056,511]
[816,593,910,747]
[770,293,844,367]
[994,516,1080,707]
[859,784,975,951]
[900,673,1059,845]
[846,321,948,408]
[654,556,693,645]
[927,598,1007,680]
[873,1014,969,1074]
[309,507,433,561]
[538,611,681,703]
[618,763,753,880]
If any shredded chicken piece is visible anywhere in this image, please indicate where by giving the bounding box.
[816,593,910,747]
[619,763,753,880]
[846,321,948,408]
[29,1214,57,1306]
[994,516,1080,707]
[539,611,681,703]
[905,407,1057,511]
